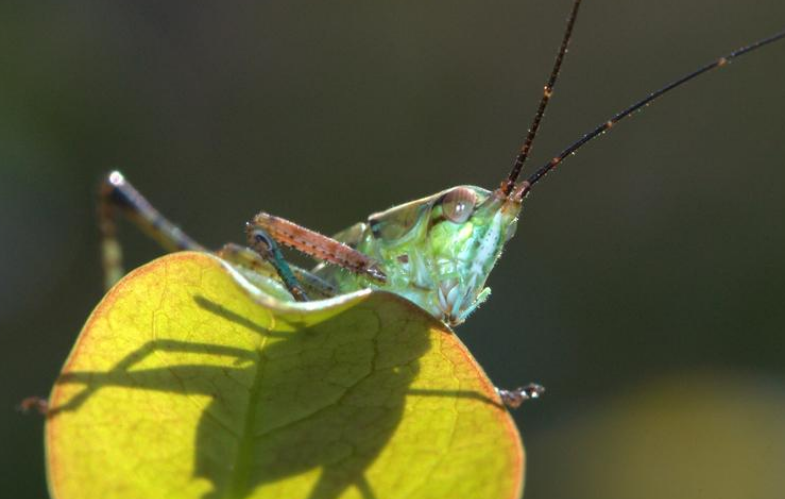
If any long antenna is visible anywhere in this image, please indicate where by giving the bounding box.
[501,0,583,195]
[515,28,785,199]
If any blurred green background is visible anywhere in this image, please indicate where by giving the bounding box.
[3,0,785,497]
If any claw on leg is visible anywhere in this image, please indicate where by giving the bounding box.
[497,383,545,409]
[18,396,49,416]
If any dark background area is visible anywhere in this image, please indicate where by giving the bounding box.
[3,1,785,497]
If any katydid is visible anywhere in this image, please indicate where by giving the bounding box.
[96,0,785,409]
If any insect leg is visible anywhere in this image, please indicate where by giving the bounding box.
[99,171,206,289]
[218,243,337,299]
[249,212,387,283]
[245,226,311,302]
[496,383,545,409]
[454,287,492,325]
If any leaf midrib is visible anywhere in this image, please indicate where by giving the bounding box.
[224,347,266,499]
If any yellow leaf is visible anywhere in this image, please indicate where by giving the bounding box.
[46,252,523,499]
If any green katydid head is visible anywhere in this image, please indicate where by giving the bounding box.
[360,184,523,326]
[351,0,580,326]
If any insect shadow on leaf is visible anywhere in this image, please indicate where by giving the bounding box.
[49,294,500,499]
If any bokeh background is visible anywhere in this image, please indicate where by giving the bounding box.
[3,0,785,497]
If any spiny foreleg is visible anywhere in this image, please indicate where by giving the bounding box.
[247,213,387,283]
[217,243,337,300]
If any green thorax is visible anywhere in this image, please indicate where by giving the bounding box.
[314,186,522,326]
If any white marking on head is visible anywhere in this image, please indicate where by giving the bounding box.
[470,212,503,277]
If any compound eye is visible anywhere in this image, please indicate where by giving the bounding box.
[442,187,477,224]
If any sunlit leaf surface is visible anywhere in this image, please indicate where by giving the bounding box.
[46,252,523,499]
